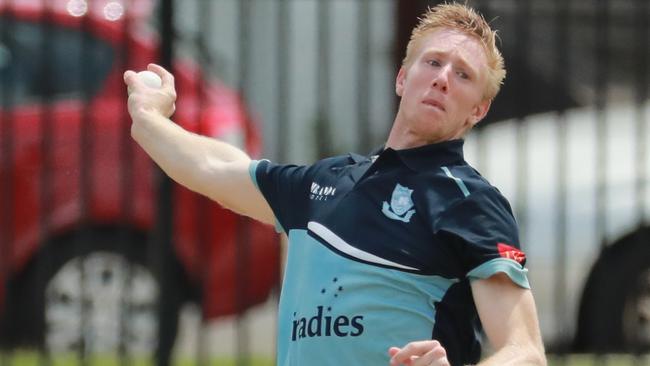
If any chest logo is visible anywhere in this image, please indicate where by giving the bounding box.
[310,182,337,201]
[382,183,416,223]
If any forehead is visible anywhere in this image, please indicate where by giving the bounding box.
[415,28,488,70]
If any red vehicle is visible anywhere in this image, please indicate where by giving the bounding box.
[0,0,279,357]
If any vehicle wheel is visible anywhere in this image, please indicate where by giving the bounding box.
[575,228,650,353]
[1,227,185,361]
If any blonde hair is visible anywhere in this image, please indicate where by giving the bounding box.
[402,3,506,100]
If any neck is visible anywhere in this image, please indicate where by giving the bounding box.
[384,109,421,150]
[386,111,447,150]
[385,125,427,150]
[386,110,469,150]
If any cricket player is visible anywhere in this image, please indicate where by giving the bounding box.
[124,3,546,365]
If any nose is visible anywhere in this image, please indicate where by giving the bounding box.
[432,65,450,93]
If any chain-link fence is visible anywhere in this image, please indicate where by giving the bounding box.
[1,0,649,365]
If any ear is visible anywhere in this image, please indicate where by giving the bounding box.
[395,66,406,97]
[468,99,491,127]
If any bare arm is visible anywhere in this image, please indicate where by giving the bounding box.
[124,64,275,226]
[388,273,546,366]
[471,273,547,366]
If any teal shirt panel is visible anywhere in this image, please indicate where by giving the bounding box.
[277,229,460,366]
[467,258,530,289]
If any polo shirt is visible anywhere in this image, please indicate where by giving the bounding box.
[249,139,529,366]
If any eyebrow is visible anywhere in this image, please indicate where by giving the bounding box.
[422,49,479,78]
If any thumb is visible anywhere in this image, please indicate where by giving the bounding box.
[123,70,145,90]
[123,70,135,84]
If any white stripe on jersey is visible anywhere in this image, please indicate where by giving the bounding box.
[308,221,418,271]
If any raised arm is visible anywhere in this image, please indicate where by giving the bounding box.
[124,64,275,226]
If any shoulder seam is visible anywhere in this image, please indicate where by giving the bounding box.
[431,186,498,232]
[441,166,470,197]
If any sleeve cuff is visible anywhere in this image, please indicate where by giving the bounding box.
[248,159,284,234]
[466,258,530,289]
[248,159,265,190]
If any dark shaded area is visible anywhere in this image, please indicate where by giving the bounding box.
[0,17,113,106]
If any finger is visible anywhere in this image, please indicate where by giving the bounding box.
[388,347,401,357]
[390,341,441,365]
[390,355,415,366]
[419,356,449,366]
[393,340,440,361]
[388,347,403,365]
[147,63,175,89]
[411,356,448,366]
[389,347,415,365]
[410,348,447,366]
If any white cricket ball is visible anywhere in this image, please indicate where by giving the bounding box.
[128,70,162,93]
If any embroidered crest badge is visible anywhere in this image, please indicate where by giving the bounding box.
[382,183,416,223]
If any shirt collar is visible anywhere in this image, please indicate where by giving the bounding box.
[348,152,370,164]
[372,139,465,172]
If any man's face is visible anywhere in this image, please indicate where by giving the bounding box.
[395,28,491,144]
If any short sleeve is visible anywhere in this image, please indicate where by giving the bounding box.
[249,159,312,233]
[434,188,530,288]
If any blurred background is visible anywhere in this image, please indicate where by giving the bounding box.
[0,0,648,365]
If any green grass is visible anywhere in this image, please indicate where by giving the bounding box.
[1,351,274,366]
[547,354,650,366]
[3,351,649,366]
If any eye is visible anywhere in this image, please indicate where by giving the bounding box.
[457,71,470,80]
[427,59,441,67]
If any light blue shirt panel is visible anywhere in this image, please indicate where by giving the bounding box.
[277,229,460,366]
[466,258,530,289]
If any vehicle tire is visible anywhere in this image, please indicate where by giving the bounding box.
[0,227,186,362]
[575,228,650,353]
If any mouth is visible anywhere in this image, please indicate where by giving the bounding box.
[422,99,445,112]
